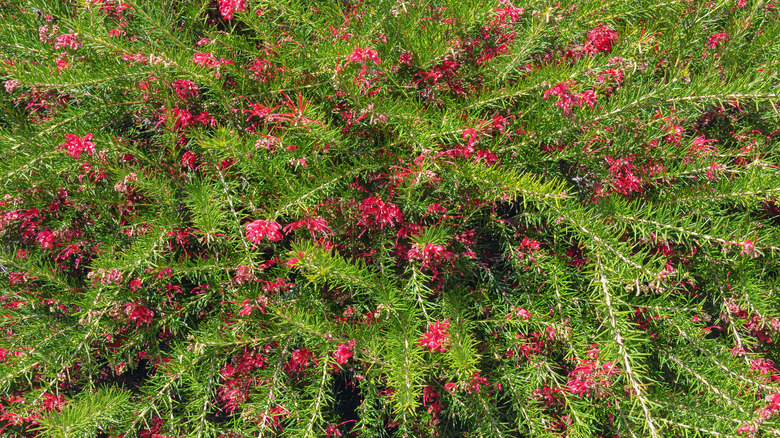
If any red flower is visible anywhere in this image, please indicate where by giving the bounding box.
[40,393,67,412]
[543,82,597,114]
[664,123,684,145]
[62,133,95,160]
[605,156,643,196]
[181,151,199,169]
[566,359,619,398]
[706,32,729,49]
[171,79,199,100]
[283,217,331,238]
[357,198,402,231]
[36,230,55,249]
[259,406,288,429]
[417,319,451,353]
[406,243,455,271]
[584,25,618,55]
[466,373,490,394]
[333,339,356,365]
[493,6,525,25]
[285,348,314,375]
[245,220,283,244]
[237,298,264,316]
[248,58,277,83]
[125,302,154,328]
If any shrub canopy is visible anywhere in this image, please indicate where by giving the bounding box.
[1,0,779,437]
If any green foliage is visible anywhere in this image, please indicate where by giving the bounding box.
[0,0,779,436]
[35,387,132,438]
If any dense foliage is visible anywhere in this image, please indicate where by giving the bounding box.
[1,0,779,436]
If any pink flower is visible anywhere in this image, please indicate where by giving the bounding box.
[605,156,643,196]
[333,339,356,365]
[688,136,719,156]
[40,393,67,412]
[519,237,541,253]
[193,52,217,67]
[740,239,760,258]
[219,0,247,20]
[347,46,381,65]
[417,319,451,353]
[398,52,413,66]
[62,133,95,160]
[234,265,255,284]
[247,58,277,83]
[4,79,18,94]
[37,230,55,249]
[54,31,82,50]
[156,267,173,279]
[664,123,684,145]
[102,269,123,285]
[245,220,283,244]
[259,406,288,429]
[56,59,70,72]
[738,424,756,435]
[466,373,490,394]
[238,298,264,316]
[507,306,530,321]
[543,81,588,114]
[577,90,597,109]
[171,79,199,100]
[475,149,499,166]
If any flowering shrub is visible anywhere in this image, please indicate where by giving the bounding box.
[0,1,779,437]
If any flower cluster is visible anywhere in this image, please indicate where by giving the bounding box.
[417,319,451,353]
[356,197,402,231]
[61,133,95,160]
[245,220,283,244]
[333,339,356,365]
[347,46,381,65]
[219,0,247,20]
[406,242,455,271]
[566,346,619,398]
[706,32,729,49]
[543,81,597,114]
